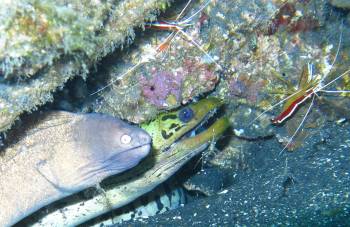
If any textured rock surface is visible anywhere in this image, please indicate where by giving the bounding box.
[0,0,171,132]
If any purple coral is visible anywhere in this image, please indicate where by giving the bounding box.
[140,71,184,108]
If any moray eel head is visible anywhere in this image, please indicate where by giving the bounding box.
[61,113,151,190]
[141,97,223,151]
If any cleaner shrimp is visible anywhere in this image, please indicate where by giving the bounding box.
[90,0,220,96]
[251,25,350,154]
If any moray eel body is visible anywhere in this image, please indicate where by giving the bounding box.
[0,112,151,227]
[103,182,187,225]
[27,98,229,226]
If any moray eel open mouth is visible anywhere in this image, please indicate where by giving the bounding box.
[141,97,225,152]
[170,106,223,151]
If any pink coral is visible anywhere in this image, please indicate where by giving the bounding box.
[140,71,184,108]
[139,59,218,108]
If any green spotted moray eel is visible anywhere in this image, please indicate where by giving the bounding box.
[23,97,229,226]
[0,112,151,227]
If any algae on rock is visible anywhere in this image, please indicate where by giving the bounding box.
[0,0,172,132]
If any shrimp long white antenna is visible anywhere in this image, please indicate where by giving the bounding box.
[181,0,212,24]
[176,0,193,20]
[319,90,350,93]
[178,29,222,70]
[90,56,152,96]
[279,94,315,155]
[317,69,350,93]
[318,20,343,85]
[308,62,313,81]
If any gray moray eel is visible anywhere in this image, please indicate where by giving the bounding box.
[0,111,151,226]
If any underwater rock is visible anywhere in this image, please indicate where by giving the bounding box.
[94,49,221,123]
[0,0,172,132]
[329,0,350,9]
[0,0,103,79]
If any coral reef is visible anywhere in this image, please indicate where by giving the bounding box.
[181,59,218,103]
[0,0,172,132]
[1,0,350,225]
[90,0,350,145]
[94,22,221,123]
[95,55,220,123]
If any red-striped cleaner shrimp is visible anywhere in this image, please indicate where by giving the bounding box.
[145,0,221,68]
[250,26,350,154]
[90,0,220,96]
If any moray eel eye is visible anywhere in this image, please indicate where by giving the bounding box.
[121,134,132,144]
[178,107,194,123]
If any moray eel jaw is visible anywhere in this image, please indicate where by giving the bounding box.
[78,143,151,185]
